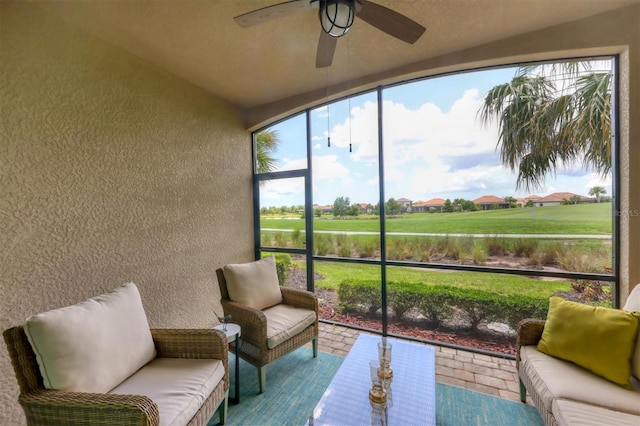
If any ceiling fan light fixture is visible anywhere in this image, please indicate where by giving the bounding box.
[319,0,355,38]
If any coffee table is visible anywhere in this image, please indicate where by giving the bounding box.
[307,333,436,425]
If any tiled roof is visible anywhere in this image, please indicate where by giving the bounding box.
[423,198,446,206]
[539,192,586,202]
[473,195,505,204]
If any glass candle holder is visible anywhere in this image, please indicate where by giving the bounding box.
[378,340,393,380]
[370,403,388,426]
[369,360,387,406]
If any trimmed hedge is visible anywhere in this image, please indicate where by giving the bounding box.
[262,253,293,285]
[337,279,548,331]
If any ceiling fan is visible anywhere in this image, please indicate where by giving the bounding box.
[234,0,426,68]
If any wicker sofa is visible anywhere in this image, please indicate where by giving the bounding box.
[516,286,640,426]
[3,283,229,426]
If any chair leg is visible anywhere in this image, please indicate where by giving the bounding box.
[258,366,266,394]
[519,378,527,403]
[312,337,318,358]
[219,392,229,425]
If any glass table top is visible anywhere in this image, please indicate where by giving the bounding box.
[307,333,436,426]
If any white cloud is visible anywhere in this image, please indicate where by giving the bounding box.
[261,65,613,206]
[279,158,307,171]
[260,179,305,204]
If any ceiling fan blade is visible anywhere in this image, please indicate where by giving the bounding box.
[316,31,337,68]
[234,0,313,28]
[357,0,426,44]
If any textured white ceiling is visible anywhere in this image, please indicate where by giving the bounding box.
[34,0,638,113]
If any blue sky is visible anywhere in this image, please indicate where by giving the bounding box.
[260,64,613,208]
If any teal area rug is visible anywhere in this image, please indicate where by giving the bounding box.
[209,348,543,426]
[209,347,343,426]
[436,383,543,426]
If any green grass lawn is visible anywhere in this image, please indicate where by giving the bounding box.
[304,261,570,297]
[262,203,612,235]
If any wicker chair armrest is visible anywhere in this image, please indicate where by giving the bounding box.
[19,390,160,426]
[516,318,546,369]
[220,300,267,347]
[280,288,318,313]
[150,329,227,359]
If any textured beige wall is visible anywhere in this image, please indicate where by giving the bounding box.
[0,2,253,423]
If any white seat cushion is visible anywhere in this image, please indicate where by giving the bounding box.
[553,398,640,426]
[520,345,640,415]
[264,304,316,349]
[110,358,225,426]
[223,257,283,310]
[24,283,156,392]
[622,284,640,380]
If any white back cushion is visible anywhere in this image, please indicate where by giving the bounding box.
[223,256,282,310]
[25,283,156,392]
[622,284,640,380]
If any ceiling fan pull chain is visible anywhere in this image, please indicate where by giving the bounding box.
[326,65,331,148]
[348,39,352,154]
[327,103,331,147]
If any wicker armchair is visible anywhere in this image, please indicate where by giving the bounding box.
[216,267,318,393]
[4,326,229,426]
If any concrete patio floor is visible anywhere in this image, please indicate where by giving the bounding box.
[311,321,531,404]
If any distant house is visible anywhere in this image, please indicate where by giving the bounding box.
[394,197,412,213]
[318,205,333,214]
[412,200,427,212]
[516,195,541,207]
[413,198,446,212]
[357,203,373,214]
[537,192,592,206]
[473,195,509,210]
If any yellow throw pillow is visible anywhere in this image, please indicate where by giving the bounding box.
[537,297,640,389]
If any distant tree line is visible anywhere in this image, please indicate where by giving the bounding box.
[260,186,608,217]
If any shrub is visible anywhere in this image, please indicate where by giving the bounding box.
[337,279,549,332]
[501,295,549,330]
[273,253,292,285]
[314,233,332,256]
[334,233,351,257]
[412,238,432,262]
[274,232,287,247]
[513,238,538,257]
[387,282,418,320]
[536,241,564,266]
[386,239,403,260]
[472,246,487,265]
[338,279,381,315]
[416,286,453,327]
[484,236,507,256]
[291,229,303,248]
[355,239,377,258]
[433,235,449,255]
[558,244,610,273]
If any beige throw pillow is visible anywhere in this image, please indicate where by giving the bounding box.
[24,283,156,393]
[622,284,640,380]
[223,257,282,310]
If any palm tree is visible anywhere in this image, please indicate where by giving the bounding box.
[478,62,612,192]
[589,186,607,202]
[255,130,280,174]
